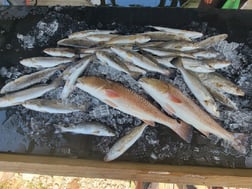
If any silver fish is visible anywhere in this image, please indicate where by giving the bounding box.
[192,50,220,59]
[43,48,76,58]
[68,29,117,38]
[0,79,61,108]
[159,41,200,52]
[55,122,115,136]
[96,51,131,74]
[138,41,165,48]
[147,26,203,39]
[106,34,151,44]
[155,57,176,68]
[181,58,215,73]
[124,61,147,75]
[86,34,118,42]
[139,78,246,154]
[61,56,92,99]
[79,47,111,54]
[23,99,87,113]
[173,58,220,117]
[104,123,148,161]
[203,59,231,69]
[197,34,228,48]
[207,87,238,110]
[111,47,170,75]
[57,38,97,48]
[142,31,192,42]
[196,72,245,96]
[142,47,194,58]
[0,65,64,94]
[20,57,73,68]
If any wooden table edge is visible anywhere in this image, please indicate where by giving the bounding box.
[0,153,251,187]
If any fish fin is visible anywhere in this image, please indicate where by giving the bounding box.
[230,133,248,154]
[164,104,176,115]
[168,94,182,103]
[142,120,155,127]
[174,120,193,143]
[105,89,120,98]
[104,100,118,108]
[198,129,210,137]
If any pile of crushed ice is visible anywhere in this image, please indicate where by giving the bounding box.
[0,12,251,168]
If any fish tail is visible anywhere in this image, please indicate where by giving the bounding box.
[230,133,248,154]
[197,34,228,48]
[196,37,212,48]
[172,120,193,143]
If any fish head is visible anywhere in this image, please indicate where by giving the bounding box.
[139,78,170,94]
[136,35,151,43]
[77,76,107,91]
[204,98,220,117]
[77,76,117,105]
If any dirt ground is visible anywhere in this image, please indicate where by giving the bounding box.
[0,172,132,189]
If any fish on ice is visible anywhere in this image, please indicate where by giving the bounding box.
[0,79,61,108]
[173,58,220,117]
[55,122,116,136]
[20,57,73,68]
[76,76,192,142]
[111,46,170,75]
[0,65,64,94]
[23,99,87,113]
[139,78,246,154]
[104,123,148,161]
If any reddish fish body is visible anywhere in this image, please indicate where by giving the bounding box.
[76,76,192,142]
[139,78,247,154]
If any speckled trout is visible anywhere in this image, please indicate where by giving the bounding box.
[147,25,203,39]
[61,56,92,99]
[76,76,192,142]
[173,58,220,117]
[0,65,64,94]
[110,47,170,75]
[20,57,73,68]
[23,99,87,113]
[106,34,151,44]
[0,79,61,107]
[68,29,118,38]
[104,123,148,161]
[43,48,76,58]
[196,72,245,96]
[54,122,115,136]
